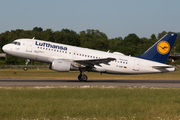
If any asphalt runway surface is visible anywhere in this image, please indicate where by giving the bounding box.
[0,79,180,88]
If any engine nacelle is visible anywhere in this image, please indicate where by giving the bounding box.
[49,59,71,72]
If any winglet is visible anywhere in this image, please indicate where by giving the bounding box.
[138,33,178,63]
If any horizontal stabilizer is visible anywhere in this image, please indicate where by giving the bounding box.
[151,65,175,69]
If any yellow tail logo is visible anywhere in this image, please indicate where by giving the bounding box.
[157,41,170,55]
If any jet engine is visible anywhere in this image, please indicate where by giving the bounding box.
[49,59,71,72]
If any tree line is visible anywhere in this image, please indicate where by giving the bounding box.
[0,27,180,65]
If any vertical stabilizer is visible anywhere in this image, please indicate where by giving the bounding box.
[138,33,178,63]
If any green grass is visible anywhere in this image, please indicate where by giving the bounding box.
[0,68,180,79]
[0,87,180,119]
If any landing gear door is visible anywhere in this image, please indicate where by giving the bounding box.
[133,60,139,71]
[26,40,33,52]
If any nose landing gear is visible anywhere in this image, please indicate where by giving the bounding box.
[23,59,30,71]
[78,69,88,82]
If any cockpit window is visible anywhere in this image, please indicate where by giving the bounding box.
[17,42,21,45]
[11,41,21,46]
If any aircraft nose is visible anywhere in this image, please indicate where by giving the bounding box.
[2,44,9,53]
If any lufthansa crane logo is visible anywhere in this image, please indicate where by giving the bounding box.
[157,41,170,55]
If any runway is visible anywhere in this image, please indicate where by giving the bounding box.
[0,79,180,88]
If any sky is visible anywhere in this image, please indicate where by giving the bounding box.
[0,0,180,39]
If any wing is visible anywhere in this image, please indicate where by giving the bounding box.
[48,56,116,68]
[74,57,116,67]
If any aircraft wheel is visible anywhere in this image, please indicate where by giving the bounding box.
[80,75,88,82]
[23,67,28,71]
[78,74,82,80]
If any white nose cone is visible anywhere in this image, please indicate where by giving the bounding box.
[2,45,7,52]
[2,44,9,53]
[2,45,6,52]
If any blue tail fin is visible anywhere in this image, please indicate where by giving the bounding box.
[138,33,178,63]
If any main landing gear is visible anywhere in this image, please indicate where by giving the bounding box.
[78,69,88,82]
[23,59,30,71]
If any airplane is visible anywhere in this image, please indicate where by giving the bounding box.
[2,33,178,81]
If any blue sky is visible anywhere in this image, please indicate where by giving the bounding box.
[0,0,179,39]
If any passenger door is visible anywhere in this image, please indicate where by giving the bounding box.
[26,40,33,52]
[133,60,139,71]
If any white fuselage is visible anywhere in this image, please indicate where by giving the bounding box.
[3,39,175,74]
